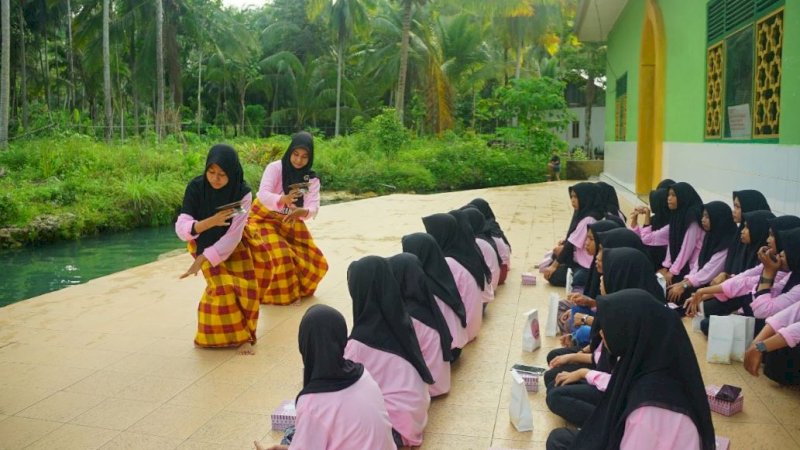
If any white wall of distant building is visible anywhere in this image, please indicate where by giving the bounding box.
[560,107,605,154]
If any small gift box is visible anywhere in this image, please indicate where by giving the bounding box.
[511,368,540,393]
[271,400,296,431]
[715,436,730,450]
[706,385,743,416]
[521,272,537,286]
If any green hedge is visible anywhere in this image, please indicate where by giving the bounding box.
[0,130,549,247]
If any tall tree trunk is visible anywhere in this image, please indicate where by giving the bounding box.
[511,41,523,127]
[129,24,139,135]
[240,84,246,136]
[196,51,202,135]
[335,37,343,137]
[395,0,412,123]
[0,0,9,148]
[43,34,52,117]
[584,76,595,158]
[103,0,112,141]
[155,0,165,141]
[66,0,75,111]
[18,8,28,132]
[165,14,182,107]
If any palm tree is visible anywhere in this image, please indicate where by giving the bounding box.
[0,0,8,148]
[155,0,165,141]
[394,0,426,123]
[103,0,112,141]
[307,0,370,136]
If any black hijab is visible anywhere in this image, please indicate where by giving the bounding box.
[602,248,665,302]
[567,183,602,238]
[768,216,800,251]
[281,131,317,207]
[648,188,670,230]
[180,144,251,255]
[667,182,703,262]
[468,198,511,249]
[348,256,434,384]
[777,228,800,294]
[596,228,648,255]
[296,305,364,401]
[698,201,738,268]
[401,233,467,327]
[388,253,454,362]
[583,220,622,299]
[656,178,675,190]
[575,289,715,450]
[733,190,771,217]
[725,210,776,274]
[596,182,621,218]
[462,207,502,265]
[423,212,489,290]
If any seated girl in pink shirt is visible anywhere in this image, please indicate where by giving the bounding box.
[343,256,433,448]
[255,304,396,450]
[629,186,670,268]
[423,213,485,341]
[389,253,453,397]
[401,233,469,353]
[175,144,262,354]
[466,198,512,284]
[462,207,502,291]
[748,227,800,320]
[546,288,715,450]
[710,189,771,285]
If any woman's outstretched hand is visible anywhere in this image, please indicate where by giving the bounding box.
[180,254,207,279]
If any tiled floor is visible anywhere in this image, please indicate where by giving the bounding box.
[1,181,799,449]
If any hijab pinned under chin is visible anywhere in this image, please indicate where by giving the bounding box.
[697,201,738,268]
[296,305,364,402]
[667,182,704,261]
[281,131,317,207]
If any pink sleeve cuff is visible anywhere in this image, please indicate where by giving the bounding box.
[586,370,610,392]
[175,213,199,242]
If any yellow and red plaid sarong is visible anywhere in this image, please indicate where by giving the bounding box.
[247,199,329,305]
[188,227,265,348]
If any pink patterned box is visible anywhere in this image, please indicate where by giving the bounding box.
[271,400,296,431]
[715,436,730,450]
[705,385,743,416]
[512,369,540,392]
[521,272,537,286]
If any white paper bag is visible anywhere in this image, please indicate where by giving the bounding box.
[692,313,705,333]
[707,315,734,364]
[522,309,541,352]
[545,293,559,337]
[730,315,756,362]
[509,370,533,432]
[656,272,667,296]
[565,267,574,295]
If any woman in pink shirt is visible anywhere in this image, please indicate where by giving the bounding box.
[630,186,670,268]
[175,144,261,354]
[423,213,486,341]
[389,253,453,397]
[543,183,603,288]
[546,289,715,450]
[749,227,800,320]
[449,209,495,304]
[255,305,396,450]
[401,233,469,355]
[666,201,737,304]
[247,131,328,305]
[467,198,512,284]
[343,256,433,448]
[658,182,704,310]
[711,189,771,285]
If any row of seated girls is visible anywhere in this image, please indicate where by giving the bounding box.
[175,134,329,354]
[541,179,800,449]
[255,199,512,450]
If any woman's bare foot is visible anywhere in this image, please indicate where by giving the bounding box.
[559,334,574,347]
[238,342,256,356]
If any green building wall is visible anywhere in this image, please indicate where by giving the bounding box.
[604,0,800,145]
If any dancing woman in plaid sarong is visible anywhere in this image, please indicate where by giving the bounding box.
[176,144,264,354]
[248,132,329,305]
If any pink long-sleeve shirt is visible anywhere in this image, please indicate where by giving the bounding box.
[344,339,430,447]
[445,257,483,342]
[476,238,500,294]
[257,160,320,219]
[765,299,800,348]
[685,250,728,287]
[620,407,701,450]
[493,237,511,267]
[751,274,800,319]
[174,192,252,267]
[568,217,597,269]
[411,318,450,397]
[713,266,789,301]
[434,295,469,349]
[632,224,670,246]
[585,345,611,392]
[289,370,396,450]
[663,222,705,276]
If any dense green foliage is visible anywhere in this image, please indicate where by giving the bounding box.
[0,120,547,247]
